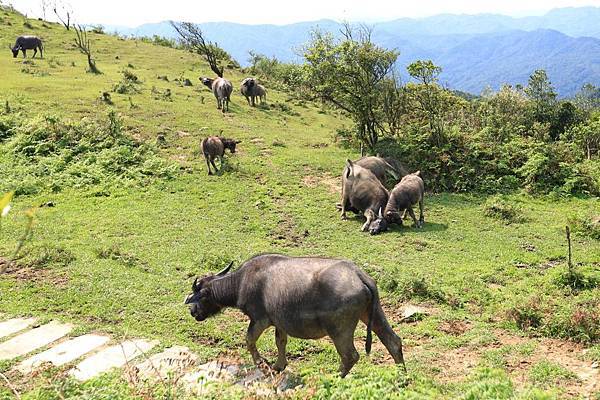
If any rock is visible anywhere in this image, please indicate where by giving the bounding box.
[400,305,430,322]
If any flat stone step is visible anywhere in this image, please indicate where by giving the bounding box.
[0,321,73,361]
[69,339,158,381]
[17,334,110,374]
[132,345,197,381]
[0,318,37,340]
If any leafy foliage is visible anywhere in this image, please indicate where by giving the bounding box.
[0,111,177,194]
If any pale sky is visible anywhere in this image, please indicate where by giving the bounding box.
[9,0,600,27]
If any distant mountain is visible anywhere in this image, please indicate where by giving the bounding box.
[105,7,600,97]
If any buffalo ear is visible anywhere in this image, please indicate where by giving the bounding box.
[414,170,421,177]
[235,140,241,144]
[192,277,200,291]
[216,261,234,276]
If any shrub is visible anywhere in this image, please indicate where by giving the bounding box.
[568,214,600,240]
[0,112,177,194]
[482,196,524,224]
[113,69,141,94]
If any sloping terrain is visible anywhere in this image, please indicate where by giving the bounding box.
[0,8,599,399]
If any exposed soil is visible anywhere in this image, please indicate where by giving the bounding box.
[1,258,69,288]
[301,174,340,195]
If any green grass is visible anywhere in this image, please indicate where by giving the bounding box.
[1,8,599,399]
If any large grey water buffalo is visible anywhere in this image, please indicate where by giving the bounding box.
[200,136,240,175]
[353,156,406,186]
[184,254,406,377]
[384,171,425,228]
[200,77,233,112]
[10,36,43,58]
[240,78,266,106]
[340,159,390,234]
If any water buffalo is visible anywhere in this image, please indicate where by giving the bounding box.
[184,254,406,377]
[384,171,425,228]
[200,77,233,112]
[200,136,240,175]
[340,159,389,234]
[240,78,266,106]
[353,156,406,187]
[10,36,43,58]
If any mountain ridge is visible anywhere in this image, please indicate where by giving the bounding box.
[103,7,600,96]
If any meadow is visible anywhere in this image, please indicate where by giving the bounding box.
[0,8,599,399]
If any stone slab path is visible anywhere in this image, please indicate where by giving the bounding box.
[17,334,110,374]
[0,318,37,340]
[0,320,73,361]
[0,316,299,396]
[69,339,158,381]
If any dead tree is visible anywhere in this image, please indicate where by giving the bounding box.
[52,0,72,30]
[74,25,100,74]
[170,21,224,77]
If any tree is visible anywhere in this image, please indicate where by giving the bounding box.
[74,25,100,74]
[170,21,228,77]
[303,24,398,151]
[574,83,600,113]
[525,69,557,125]
[52,0,72,30]
[406,60,448,145]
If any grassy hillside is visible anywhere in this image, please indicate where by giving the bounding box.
[1,8,599,399]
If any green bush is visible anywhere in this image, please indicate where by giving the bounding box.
[0,112,177,194]
[482,196,524,224]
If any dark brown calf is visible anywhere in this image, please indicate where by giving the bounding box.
[200,136,240,175]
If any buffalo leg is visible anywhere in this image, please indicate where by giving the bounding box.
[22,49,26,58]
[329,327,360,377]
[361,209,375,231]
[205,157,213,175]
[406,207,420,228]
[40,46,43,58]
[418,198,424,227]
[273,328,288,371]
[210,159,219,174]
[246,319,270,366]
[32,48,37,58]
[363,309,406,373]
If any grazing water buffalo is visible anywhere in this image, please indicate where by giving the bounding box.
[184,254,406,377]
[200,136,240,175]
[340,159,389,234]
[384,171,425,228]
[10,36,43,58]
[200,77,233,112]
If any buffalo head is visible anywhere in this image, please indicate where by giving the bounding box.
[200,77,214,88]
[221,138,241,154]
[10,46,18,58]
[185,262,233,321]
[368,208,388,235]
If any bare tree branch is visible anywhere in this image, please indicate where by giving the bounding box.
[52,0,71,30]
[74,25,100,74]
[170,21,224,77]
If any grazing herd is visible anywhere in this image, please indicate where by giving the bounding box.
[8,33,417,379]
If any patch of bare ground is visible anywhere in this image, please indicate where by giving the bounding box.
[269,212,309,248]
[0,257,69,288]
[419,326,598,397]
[301,174,340,195]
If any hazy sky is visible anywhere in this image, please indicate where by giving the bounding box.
[10,0,600,26]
